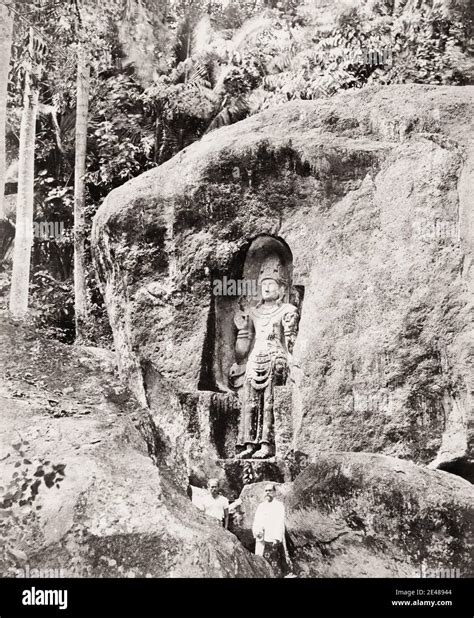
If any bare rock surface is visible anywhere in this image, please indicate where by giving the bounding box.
[92,84,474,481]
[233,453,474,577]
[0,316,272,578]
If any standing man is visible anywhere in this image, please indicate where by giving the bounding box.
[252,482,289,577]
[198,478,229,529]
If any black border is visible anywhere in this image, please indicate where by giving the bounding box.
[0,577,472,618]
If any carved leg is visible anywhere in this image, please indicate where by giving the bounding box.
[236,384,259,458]
[253,385,275,459]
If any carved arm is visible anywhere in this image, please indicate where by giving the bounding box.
[234,309,252,363]
[282,307,299,355]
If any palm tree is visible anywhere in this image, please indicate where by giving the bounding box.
[151,12,273,164]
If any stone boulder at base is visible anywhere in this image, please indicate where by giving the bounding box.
[92,84,474,484]
[0,392,272,578]
[0,319,272,578]
[233,453,474,578]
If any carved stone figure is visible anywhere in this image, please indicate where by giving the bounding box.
[229,255,299,459]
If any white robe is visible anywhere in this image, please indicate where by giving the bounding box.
[252,499,285,553]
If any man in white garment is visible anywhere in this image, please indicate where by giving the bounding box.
[252,482,288,576]
[198,478,229,529]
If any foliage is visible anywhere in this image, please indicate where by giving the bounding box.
[3,0,473,344]
[86,72,156,191]
[139,0,473,163]
[0,436,66,574]
[30,269,75,342]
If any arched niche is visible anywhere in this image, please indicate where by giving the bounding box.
[241,235,293,305]
[198,234,302,394]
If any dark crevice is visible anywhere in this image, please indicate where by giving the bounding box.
[437,458,474,484]
[198,292,218,391]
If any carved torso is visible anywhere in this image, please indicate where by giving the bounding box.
[245,302,298,390]
[228,246,301,457]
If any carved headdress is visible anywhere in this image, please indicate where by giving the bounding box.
[258,255,288,287]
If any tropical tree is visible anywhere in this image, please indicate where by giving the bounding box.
[70,0,170,340]
[6,0,168,331]
[4,0,470,337]
[142,11,273,164]
[7,0,75,320]
[73,41,90,340]
[0,1,14,221]
[9,27,44,320]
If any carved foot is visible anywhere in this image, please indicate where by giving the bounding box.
[253,444,273,459]
[237,445,256,459]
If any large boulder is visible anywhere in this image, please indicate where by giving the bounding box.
[233,453,474,578]
[0,318,271,578]
[92,84,474,482]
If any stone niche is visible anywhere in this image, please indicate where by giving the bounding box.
[186,234,305,493]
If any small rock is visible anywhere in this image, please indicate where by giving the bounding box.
[104,387,131,404]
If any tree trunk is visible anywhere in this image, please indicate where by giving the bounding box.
[9,28,39,320]
[73,44,90,341]
[0,2,14,220]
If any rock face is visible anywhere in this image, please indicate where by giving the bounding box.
[92,84,474,484]
[233,453,474,578]
[0,318,272,578]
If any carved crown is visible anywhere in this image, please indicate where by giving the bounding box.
[258,256,288,286]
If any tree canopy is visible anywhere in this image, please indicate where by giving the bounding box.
[1,0,473,342]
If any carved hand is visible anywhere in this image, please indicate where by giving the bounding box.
[234,309,249,332]
[234,309,251,362]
